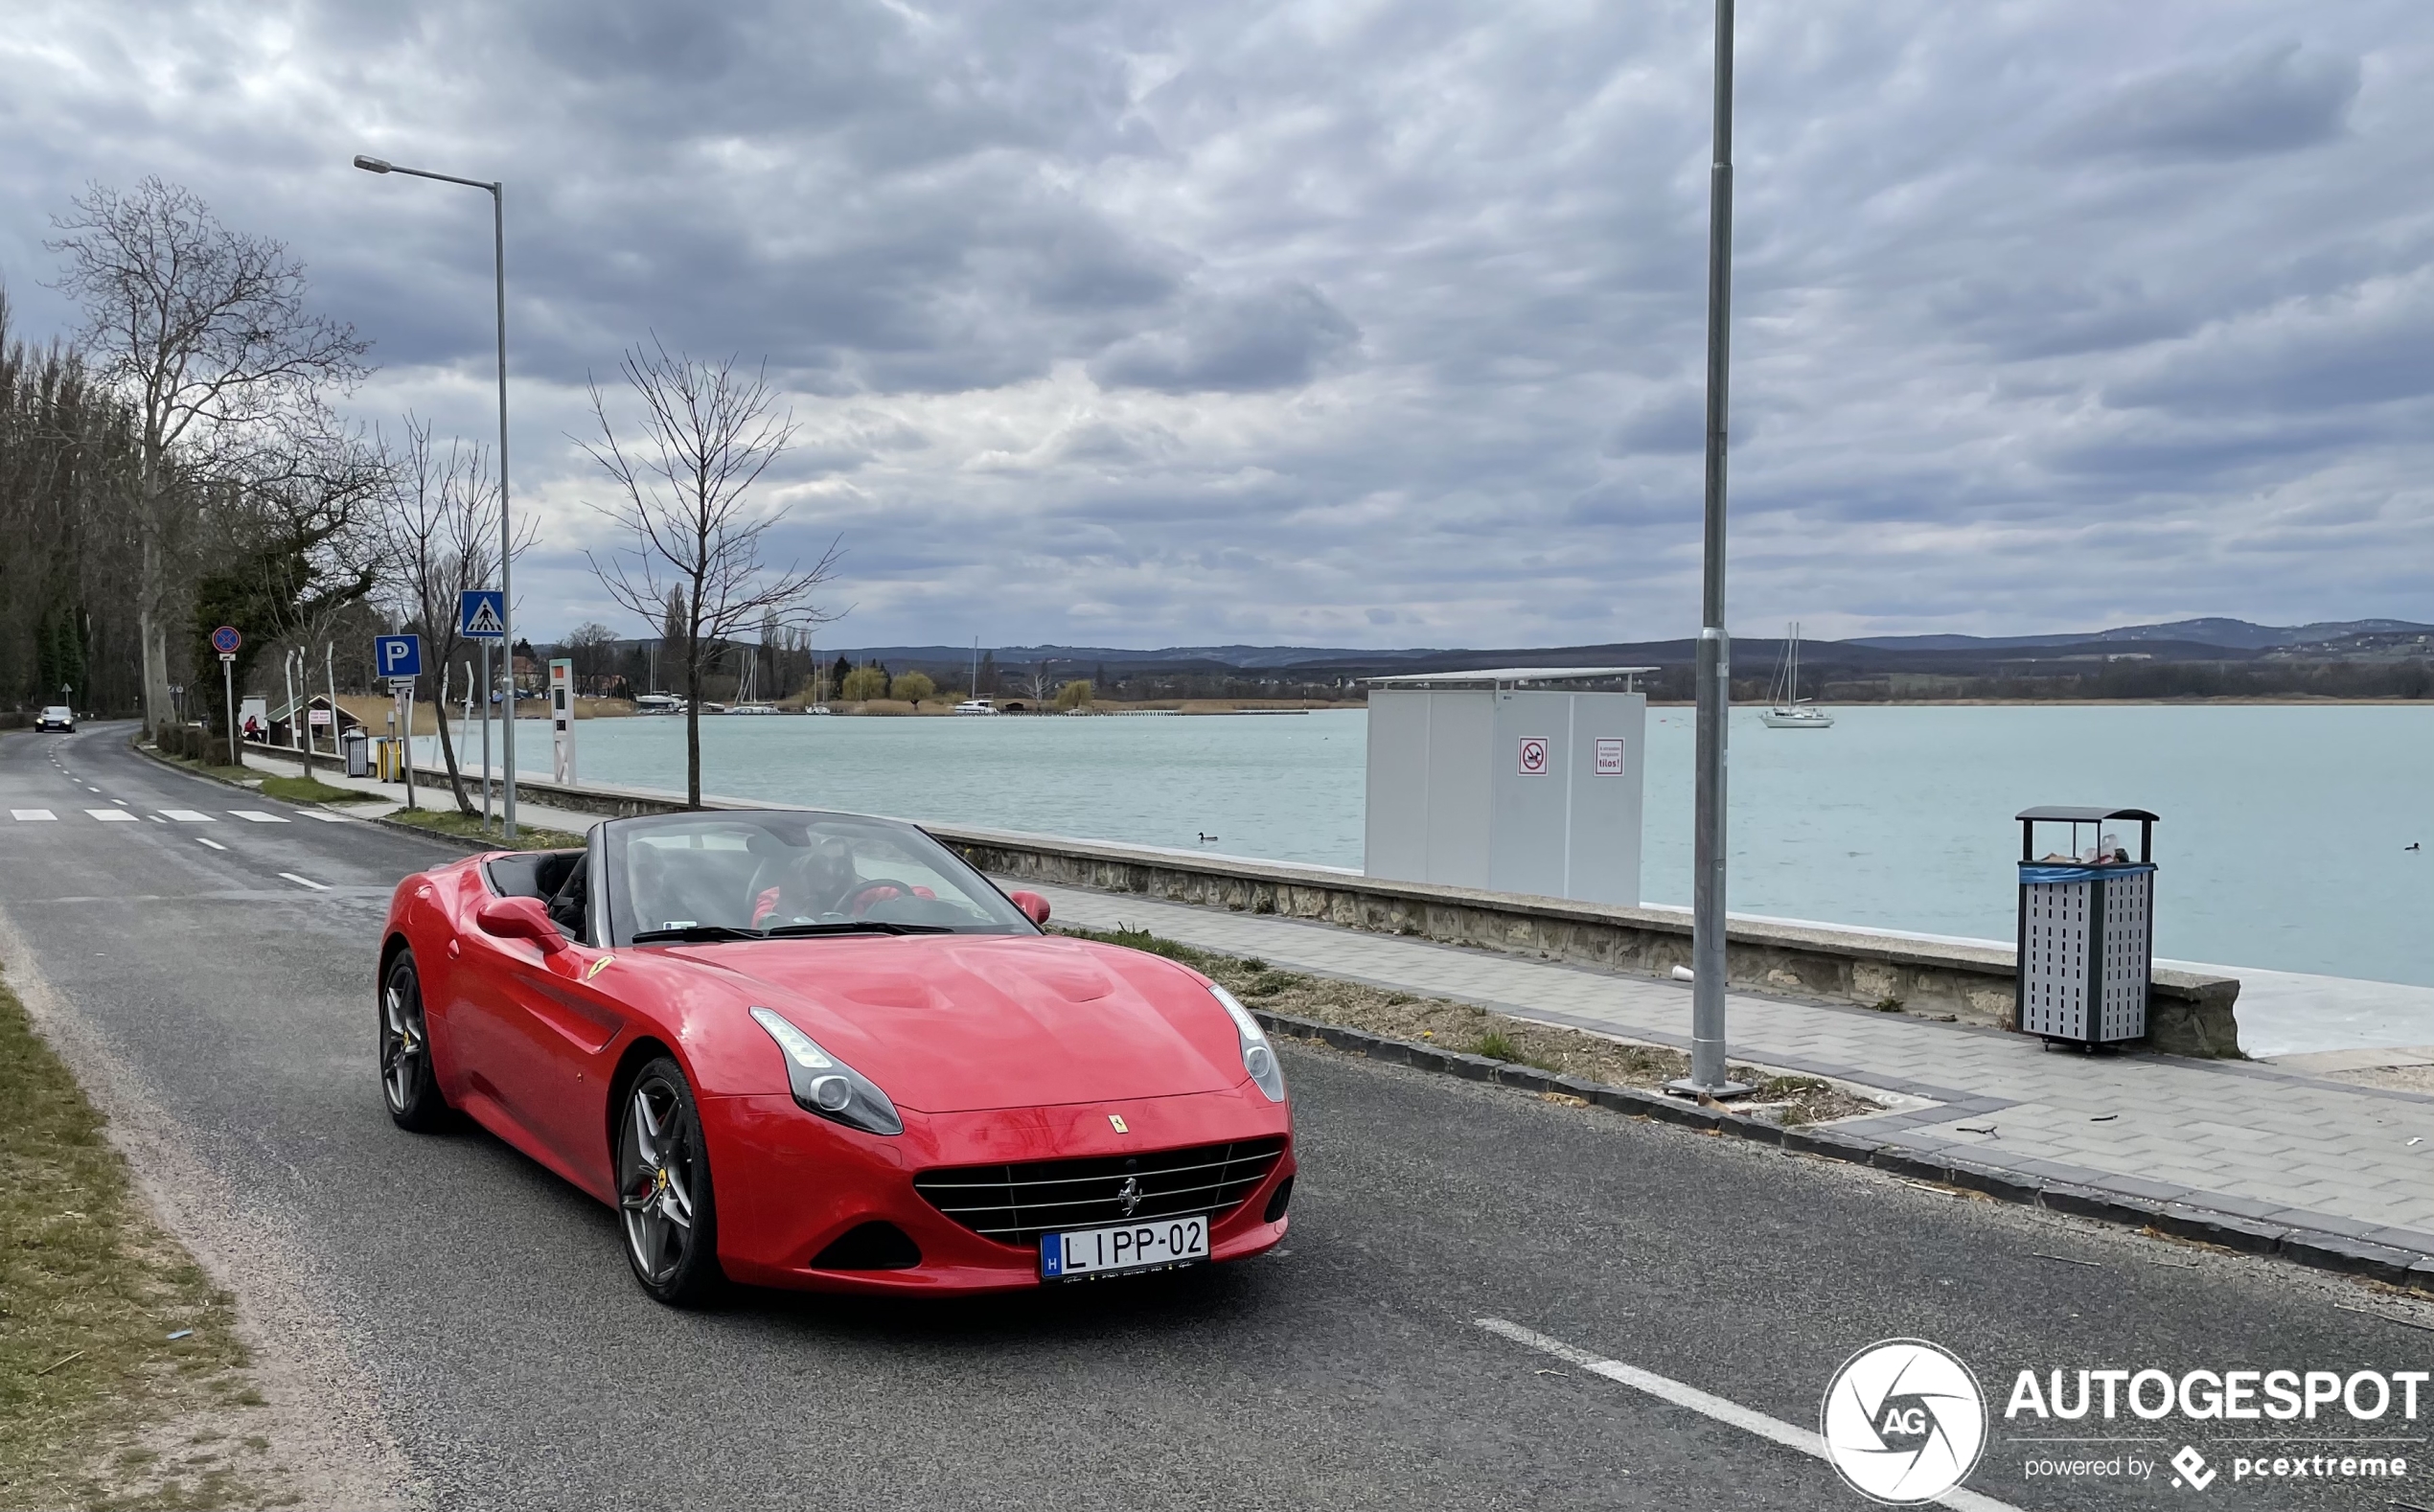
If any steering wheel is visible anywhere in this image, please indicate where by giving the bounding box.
[843,878,928,917]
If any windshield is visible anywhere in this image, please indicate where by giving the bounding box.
[42,706,69,718]
[599,811,1036,947]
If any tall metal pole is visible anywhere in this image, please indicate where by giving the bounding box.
[1674,0,1750,1099]
[492,183,517,841]
[353,153,516,837]
[480,641,494,826]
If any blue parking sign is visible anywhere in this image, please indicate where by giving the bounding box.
[459,590,506,640]
[375,634,424,680]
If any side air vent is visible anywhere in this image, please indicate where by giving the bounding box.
[811,1221,922,1271]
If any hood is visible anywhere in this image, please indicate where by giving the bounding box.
[671,934,1245,1113]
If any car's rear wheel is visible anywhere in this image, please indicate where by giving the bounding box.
[616,1058,723,1306]
[379,951,449,1132]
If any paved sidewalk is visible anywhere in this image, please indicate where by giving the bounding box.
[235,748,609,837]
[1023,882,2434,1270]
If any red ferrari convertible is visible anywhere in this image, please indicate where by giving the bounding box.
[376,809,1295,1304]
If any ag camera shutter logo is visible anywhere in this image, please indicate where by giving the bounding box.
[1821,1339,1988,1504]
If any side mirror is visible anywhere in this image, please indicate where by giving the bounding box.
[476,895,569,953]
[1010,890,1051,926]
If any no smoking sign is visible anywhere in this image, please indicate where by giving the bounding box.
[1517,736,1550,776]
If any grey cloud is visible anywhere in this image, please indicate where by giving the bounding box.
[1089,281,1360,394]
[5,0,2433,648]
[2049,44,2358,163]
[1603,389,1704,455]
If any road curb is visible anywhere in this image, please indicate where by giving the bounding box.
[1251,1006,2433,1293]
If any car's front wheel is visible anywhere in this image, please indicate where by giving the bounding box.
[616,1057,723,1306]
[379,951,450,1132]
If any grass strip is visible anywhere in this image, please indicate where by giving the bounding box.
[0,957,276,1509]
[380,806,590,851]
[149,753,257,786]
[252,775,360,805]
[1058,922,1875,1127]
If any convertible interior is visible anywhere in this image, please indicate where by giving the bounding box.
[485,850,589,937]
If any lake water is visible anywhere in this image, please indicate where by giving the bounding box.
[425,705,2434,989]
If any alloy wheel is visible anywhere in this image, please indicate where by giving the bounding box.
[619,1076,700,1286]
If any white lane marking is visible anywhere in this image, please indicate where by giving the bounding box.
[11,810,57,821]
[196,836,228,851]
[88,809,139,822]
[278,872,330,891]
[160,809,216,822]
[301,811,352,822]
[229,810,288,823]
[1474,1319,2023,1512]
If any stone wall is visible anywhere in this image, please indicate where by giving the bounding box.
[244,742,2244,1056]
[926,826,2242,1058]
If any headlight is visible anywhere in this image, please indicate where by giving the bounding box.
[749,1007,904,1135]
[1210,983,1286,1103]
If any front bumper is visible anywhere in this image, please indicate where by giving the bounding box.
[702,1084,1295,1294]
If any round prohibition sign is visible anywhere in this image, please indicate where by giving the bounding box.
[210,625,241,654]
[1517,735,1550,775]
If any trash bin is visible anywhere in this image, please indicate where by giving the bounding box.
[343,730,370,778]
[2015,805,2158,1048]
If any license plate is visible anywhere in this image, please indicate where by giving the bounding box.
[1040,1215,1210,1280]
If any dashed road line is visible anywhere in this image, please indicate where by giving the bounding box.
[1473,1318,2022,1512]
[88,809,139,822]
[160,809,217,822]
[195,836,228,851]
[11,810,57,821]
[278,872,330,891]
[229,810,288,823]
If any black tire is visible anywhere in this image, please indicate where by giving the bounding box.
[615,1057,724,1306]
[379,951,450,1133]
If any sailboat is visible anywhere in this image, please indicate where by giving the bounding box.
[1760,621,1834,728]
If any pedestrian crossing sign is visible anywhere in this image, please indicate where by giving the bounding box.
[459,589,506,639]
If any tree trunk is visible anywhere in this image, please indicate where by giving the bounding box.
[682,629,704,809]
[435,660,472,813]
[137,457,172,738]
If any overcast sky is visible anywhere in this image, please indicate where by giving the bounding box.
[3,1,2429,649]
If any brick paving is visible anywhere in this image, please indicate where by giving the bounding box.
[1024,882,2434,1262]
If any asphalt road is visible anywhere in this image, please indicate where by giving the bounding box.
[4,722,2426,1510]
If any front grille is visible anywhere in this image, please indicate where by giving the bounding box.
[914,1137,1286,1247]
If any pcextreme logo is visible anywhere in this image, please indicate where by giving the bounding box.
[1821,1339,1989,1504]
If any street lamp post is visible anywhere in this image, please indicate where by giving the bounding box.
[354,152,518,840]
[1669,0,1751,1100]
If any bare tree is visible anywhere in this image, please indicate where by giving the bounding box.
[49,178,370,735]
[580,338,840,807]
[235,421,388,777]
[562,622,620,694]
[375,415,527,814]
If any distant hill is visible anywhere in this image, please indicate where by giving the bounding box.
[1848,618,2434,653]
[811,643,1448,671]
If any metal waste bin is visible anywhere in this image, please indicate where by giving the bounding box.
[2015,805,2158,1048]
[343,730,371,778]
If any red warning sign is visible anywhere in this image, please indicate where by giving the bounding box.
[1595,738,1625,776]
[1517,736,1550,776]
